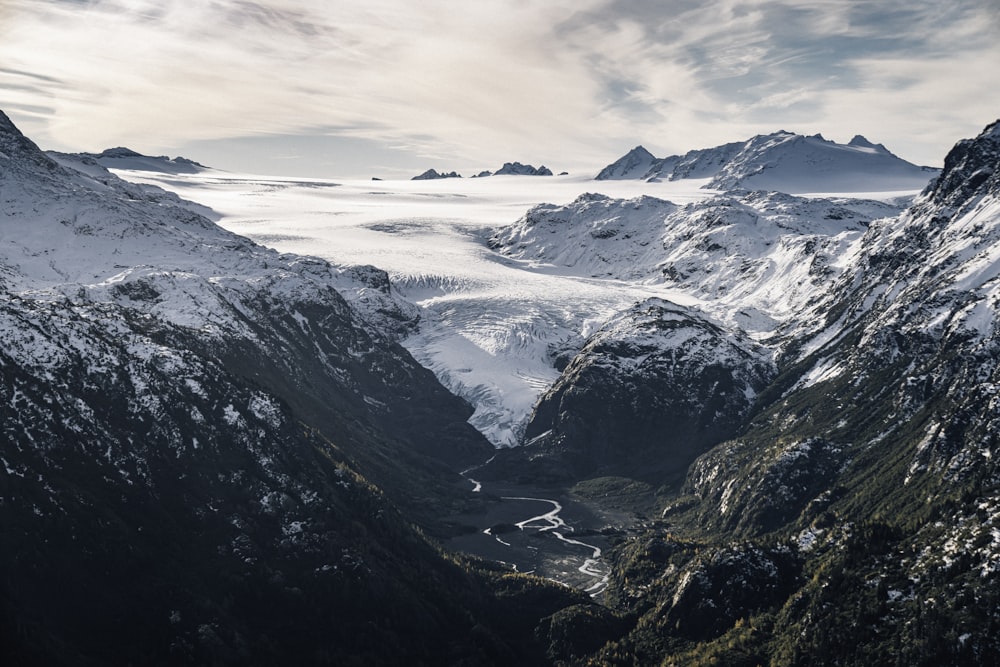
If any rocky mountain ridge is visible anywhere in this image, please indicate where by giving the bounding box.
[410,161,556,180]
[412,168,461,180]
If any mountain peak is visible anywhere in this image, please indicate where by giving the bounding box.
[412,168,461,180]
[493,161,553,176]
[595,145,659,180]
[0,109,59,173]
[98,146,144,159]
[847,134,892,154]
[923,118,1000,210]
[0,108,18,136]
[627,145,654,157]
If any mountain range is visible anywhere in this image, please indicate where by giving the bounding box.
[4,105,1000,665]
[597,131,939,192]
[411,162,555,180]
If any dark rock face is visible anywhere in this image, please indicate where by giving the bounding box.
[921,119,1000,211]
[412,168,462,180]
[502,299,774,483]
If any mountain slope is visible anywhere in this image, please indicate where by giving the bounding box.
[0,110,592,665]
[583,120,1000,665]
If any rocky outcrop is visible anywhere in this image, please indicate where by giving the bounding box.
[412,168,461,180]
[492,161,553,176]
[595,145,658,180]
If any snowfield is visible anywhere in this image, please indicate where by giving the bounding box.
[113,168,927,446]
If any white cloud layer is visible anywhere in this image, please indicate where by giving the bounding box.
[1,0,998,176]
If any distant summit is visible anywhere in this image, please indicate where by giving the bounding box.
[491,162,553,176]
[412,168,461,180]
[595,146,657,180]
[46,146,209,175]
[597,132,938,193]
[846,135,890,152]
[419,162,556,179]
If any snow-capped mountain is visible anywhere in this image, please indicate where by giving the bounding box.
[594,145,659,180]
[598,131,938,193]
[1,109,495,485]
[13,98,1000,664]
[49,146,208,174]
[595,139,744,182]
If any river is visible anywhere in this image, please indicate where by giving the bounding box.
[451,464,611,598]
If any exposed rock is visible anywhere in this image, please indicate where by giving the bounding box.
[492,161,553,176]
[411,168,462,180]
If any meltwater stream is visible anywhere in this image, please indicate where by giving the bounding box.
[501,496,610,596]
[460,462,610,598]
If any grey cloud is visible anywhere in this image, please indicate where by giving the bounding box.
[216,1,326,38]
[0,67,65,85]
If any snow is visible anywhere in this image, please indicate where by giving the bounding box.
[798,356,846,389]
[797,527,824,552]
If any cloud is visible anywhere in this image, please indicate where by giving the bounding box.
[0,0,998,174]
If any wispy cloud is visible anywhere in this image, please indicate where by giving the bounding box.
[1,0,998,175]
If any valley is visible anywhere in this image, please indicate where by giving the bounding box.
[6,108,1000,664]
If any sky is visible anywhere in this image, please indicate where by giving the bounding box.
[1,0,999,178]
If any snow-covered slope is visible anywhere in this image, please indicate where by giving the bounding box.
[491,190,903,334]
[104,170,712,446]
[708,132,938,193]
[101,130,932,450]
[597,132,937,193]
